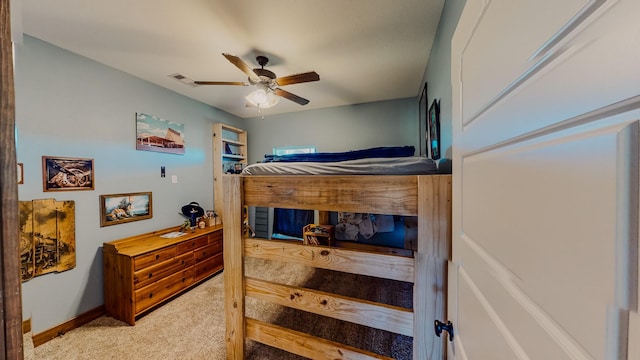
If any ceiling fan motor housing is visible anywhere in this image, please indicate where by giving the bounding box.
[249,55,276,85]
[250,55,276,85]
[253,68,276,81]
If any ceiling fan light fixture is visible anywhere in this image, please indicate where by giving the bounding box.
[245,88,280,109]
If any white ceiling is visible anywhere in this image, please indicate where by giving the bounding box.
[18,0,444,119]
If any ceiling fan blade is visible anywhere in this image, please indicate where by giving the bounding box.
[222,53,261,83]
[194,81,248,86]
[274,88,310,105]
[275,71,320,86]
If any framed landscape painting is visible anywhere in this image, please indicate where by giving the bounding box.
[100,192,153,227]
[136,113,185,155]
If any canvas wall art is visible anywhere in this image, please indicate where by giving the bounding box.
[20,198,76,282]
[42,156,94,191]
[136,112,185,155]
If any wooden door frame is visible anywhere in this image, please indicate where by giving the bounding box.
[1,0,24,358]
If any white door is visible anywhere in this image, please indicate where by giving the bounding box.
[450,0,640,359]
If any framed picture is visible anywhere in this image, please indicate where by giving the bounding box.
[136,112,185,155]
[42,156,94,191]
[100,192,152,227]
[418,83,428,157]
[17,163,23,184]
[428,99,441,160]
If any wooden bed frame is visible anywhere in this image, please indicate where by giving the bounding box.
[223,174,452,359]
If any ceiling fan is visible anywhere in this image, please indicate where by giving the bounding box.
[194,53,320,107]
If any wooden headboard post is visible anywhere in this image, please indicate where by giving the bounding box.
[223,175,245,358]
[414,174,452,359]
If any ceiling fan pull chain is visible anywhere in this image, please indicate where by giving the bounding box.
[257,105,265,120]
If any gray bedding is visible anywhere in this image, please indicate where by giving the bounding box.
[241,156,438,175]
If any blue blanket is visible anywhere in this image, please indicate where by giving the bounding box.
[263,146,415,163]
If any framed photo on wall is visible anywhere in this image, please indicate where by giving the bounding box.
[418,83,428,157]
[100,192,153,227]
[17,163,23,184]
[42,156,94,191]
[428,99,441,160]
[136,112,185,155]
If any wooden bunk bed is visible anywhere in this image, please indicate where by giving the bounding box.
[223,173,451,359]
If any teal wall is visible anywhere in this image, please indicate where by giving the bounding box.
[243,98,419,163]
[15,35,242,333]
[420,0,466,173]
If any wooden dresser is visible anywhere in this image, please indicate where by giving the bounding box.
[103,225,223,325]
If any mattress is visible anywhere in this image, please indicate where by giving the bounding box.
[241,156,438,176]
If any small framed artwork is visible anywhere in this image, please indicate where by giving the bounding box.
[428,99,441,160]
[42,156,94,191]
[100,192,153,227]
[136,112,185,155]
[17,163,23,184]
[418,83,428,157]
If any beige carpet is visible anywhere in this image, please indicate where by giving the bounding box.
[24,257,412,359]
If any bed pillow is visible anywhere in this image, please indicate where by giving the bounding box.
[263,146,415,163]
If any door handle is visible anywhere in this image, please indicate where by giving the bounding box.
[434,320,454,341]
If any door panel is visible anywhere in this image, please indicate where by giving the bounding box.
[461,0,591,126]
[451,0,639,359]
[458,248,585,359]
[457,269,523,360]
[462,123,632,355]
[459,0,640,151]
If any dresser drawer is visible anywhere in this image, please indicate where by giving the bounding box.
[134,268,194,314]
[176,235,209,255]
[134,246,176,271]
[194,242,222,262]
[133,252,194,289]
[195,253,223,282]
[208,230,222,244]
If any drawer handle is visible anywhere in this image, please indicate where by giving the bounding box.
[182,277,186,282]
[149,293,153,299]
[148,273,153,278]
[181,260,185,265]
[155,254,160,260]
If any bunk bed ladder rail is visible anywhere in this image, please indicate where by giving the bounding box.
[244,237,414,359]
[223,175,452,360]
